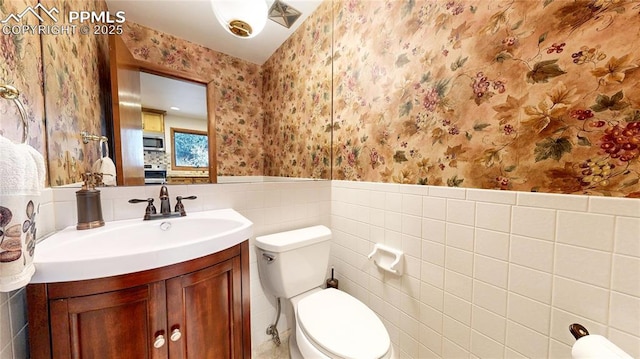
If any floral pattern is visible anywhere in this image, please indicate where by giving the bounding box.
[5,0,640,198]
[0,205,22,263]
[262,0,333,179]
[42,0,110,186]
[121,22,265,176]
[332,0,640,197]
[0,0,47,184]
[22,200,36,257]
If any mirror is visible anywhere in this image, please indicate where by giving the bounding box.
[141,72,209,185]
[44,0,332,187]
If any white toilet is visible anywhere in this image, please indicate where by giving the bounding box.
[255,225,396,359]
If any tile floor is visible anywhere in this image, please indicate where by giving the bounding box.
[254,330,291,359]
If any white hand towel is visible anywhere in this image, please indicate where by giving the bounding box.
[0,134,44,292]
[20,143,46,191]
[0,135,45,196]
[92,155,117,186]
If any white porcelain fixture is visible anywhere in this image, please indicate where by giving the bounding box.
[211,0,268,39]
[255,225,395,359]
[368,243,404,275]
[31,209,253,283]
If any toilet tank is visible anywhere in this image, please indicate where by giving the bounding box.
[255,225,331,298]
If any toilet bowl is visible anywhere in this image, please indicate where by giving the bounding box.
[255,226,395,359]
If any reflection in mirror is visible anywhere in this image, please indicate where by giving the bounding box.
[171,128,208,170]
[44,0,332,187]
[42,0,110,187]
[140,73,208,186]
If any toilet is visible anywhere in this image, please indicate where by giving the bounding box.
[255,225,396,359]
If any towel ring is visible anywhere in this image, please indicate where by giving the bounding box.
[81,131,109,158]
[0,84,29,144]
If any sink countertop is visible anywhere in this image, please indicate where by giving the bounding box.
[30,208,253,283]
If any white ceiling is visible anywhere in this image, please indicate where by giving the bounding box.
[105,0,323,65]
[140,72,207,119]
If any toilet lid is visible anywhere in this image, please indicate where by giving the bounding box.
[297,288,390,359]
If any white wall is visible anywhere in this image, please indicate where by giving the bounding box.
[330,180,640,358]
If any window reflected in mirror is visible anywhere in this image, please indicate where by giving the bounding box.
[170,128,209,171]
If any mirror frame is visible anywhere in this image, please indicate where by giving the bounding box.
[108,35,217,184]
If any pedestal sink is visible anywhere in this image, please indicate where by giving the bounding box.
[30,208,253,283]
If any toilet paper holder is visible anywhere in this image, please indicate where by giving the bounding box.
[367,244,403,275]
[570,323,589,339]
[569,323,633,359]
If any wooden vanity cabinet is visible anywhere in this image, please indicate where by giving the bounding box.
[27,241,251,359]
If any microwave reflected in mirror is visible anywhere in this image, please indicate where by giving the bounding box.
[143,132,165,151]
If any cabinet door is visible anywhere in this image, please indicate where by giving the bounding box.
[49,283,168,359]
[142,111,164,133]
[166,257,243,359]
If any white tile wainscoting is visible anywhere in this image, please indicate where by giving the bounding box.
[330,181,640,359]
[2,180,639,359]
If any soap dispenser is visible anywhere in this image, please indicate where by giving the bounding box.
[76,173,105,230]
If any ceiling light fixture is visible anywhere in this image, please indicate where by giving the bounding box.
[170,106,180,111]
[211,0,268,39]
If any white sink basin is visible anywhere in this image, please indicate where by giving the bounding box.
[30,209,253,283]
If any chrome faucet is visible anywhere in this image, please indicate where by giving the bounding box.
[159,185,171,214]
[129,185,197,220]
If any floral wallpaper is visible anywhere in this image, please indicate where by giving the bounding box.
[262,0,333,179]
[121,22,265,176]
[0,0,47,175]
[42,0,109,186]
[5,0,639,197]
[332,0,640,197]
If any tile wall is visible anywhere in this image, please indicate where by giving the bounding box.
[143,151,169,167]
[2,180,638,358]
[0,290,27,359]
[0,181,331,358]
[330,180,640,358]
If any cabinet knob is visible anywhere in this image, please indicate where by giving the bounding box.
[170,328,182,342]
[153,334,166,349]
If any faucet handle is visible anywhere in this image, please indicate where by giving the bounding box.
[177,196,197,201]
[128,198,157,220]
[175,196,197,216]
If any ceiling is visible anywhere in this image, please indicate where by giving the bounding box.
[105,0,323,64]
[140,72,207,119]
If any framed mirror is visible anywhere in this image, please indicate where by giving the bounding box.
[105,34,218,186]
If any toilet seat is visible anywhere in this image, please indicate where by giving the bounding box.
[296,288,391,359]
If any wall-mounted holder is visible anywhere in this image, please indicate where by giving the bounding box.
[0,84,28,144]
[367,243,404,275]
[569,323,633,358]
